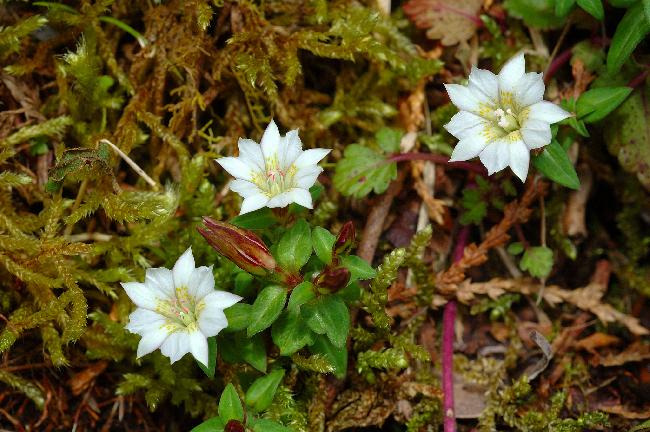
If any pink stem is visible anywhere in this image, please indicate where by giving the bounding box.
[442,225,470,432]
[544,48,573,83]
[389,153,487,176]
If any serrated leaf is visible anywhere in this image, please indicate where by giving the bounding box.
[245,369,285,413]
[218,383,244,422]
[375,127,402,153]
[333,144,397,198]
[340,255,377,282]
[301,295,350,348]
[576,0,603,19]
[312,226,336,265]
[196,337,217,378]
[276,219,312,272]
[247,285,287,337]
[576,87,633,123]
[532,141,580,190]
[607,2,650,74]
[520,246,554,279]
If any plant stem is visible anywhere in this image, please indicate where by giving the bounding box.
[442,225,470,432]
[544,48,572,84]
[389,153,487,175]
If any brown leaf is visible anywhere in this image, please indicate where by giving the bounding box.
[598,341,650,367]
[575,332,621,354]
[68,361,109,396]
[403,0,483,46]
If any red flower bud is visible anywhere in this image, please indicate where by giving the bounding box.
[334,221,355,255]
[198,217,277,277]
[315,266,351,291]
[224,419,245,432]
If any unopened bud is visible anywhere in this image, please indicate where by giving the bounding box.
[224,419,245,432]
[334,221,355,255]
[315,266,351,291]
[198,217,277,277]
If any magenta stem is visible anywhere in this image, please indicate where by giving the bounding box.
[627,69,649,89]
[442,225,470,432]
[544,48,573,83]
[389,153,487,176]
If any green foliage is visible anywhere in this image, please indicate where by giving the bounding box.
[0,15,47,62]
[362,248,406,331]
[520,246,554,279]
[532,141,580,190]
[576,87,633,123]
[247,285,287,337]
[333,144,397,198]
[607,1,650,74]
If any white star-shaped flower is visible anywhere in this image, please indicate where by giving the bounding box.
[444,53,572,181]
[122,247,242,366]
[217,120,330,214]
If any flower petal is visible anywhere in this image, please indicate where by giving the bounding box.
[444,110,487,139]
[144,267,175,299]
[279,130,303,171]
[203,291,243,310]
[479,139,510,175]
[188,265,215,300]
[136,326,170,358]
[294,166,322,190]
[294,148,330,169]
[160,331,190,363]
[216,157,253,181]
[188,329,209,366]
[514,72,545,107]
[261,120,281,161]
[172,247,195,289]
[126,308,167,334]
[266,191,293,208]
[498,52,526,93]
[240,193,269,214]
[509,139,530,182]
[230,179,261,199]
[289,188,313,209]
[468,66,499,103]
[521,119,552,150]
[527,101,572,124]
[122,281,158,310]
[445,83,487,114]
[449,136,489,162]
[198,307,228,336]
[238,138,265,172]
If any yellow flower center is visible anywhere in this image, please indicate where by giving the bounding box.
[156,286,204,332]
[251,155,298,197]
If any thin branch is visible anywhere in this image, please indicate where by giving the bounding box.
[100,138,159,190]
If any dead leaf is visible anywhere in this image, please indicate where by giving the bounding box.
[67,361,109,396]
[598,342,650,367]
[597,404,650,419]
[575,332,621,354]
[403,0,483,46]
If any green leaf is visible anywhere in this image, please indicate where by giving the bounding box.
[245,369,285,413]
[276,219,312,272]
[333,144,397,198]
[507,242,525,255]
[375,127,402,153]
[196,337,217,378]
[218,383,244,422]
[250,419,292,432]
[629,418,650,432]
[224,303,252,332]
[607,2,650,74]
[644,0,650,25]
[576,87,633,123]
[233,272,255,298]
[190,416,225,432]
[576,0,604,19]
[220,332,267,372]
[272,308,315,355]
[337,281,361,303]
[532,141,580,190]
[247,285,287,337]
[310,335,348,379]
[287,281,315,310]
[504,0,566,28]
[301,295,350,348]
[555,0,575,16]
[312,226,336,265]
[231,207,277,229]
[340,255,377,282]
[520,246,554,279]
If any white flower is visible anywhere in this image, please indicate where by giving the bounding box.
[217,120,330,214]
[444,53,572,181]
[122,247,242,366]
